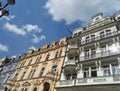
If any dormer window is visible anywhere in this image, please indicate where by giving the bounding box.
[45,54,50,61]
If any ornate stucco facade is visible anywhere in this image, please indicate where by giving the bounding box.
[56,11,120,91]
[6,36,67,91]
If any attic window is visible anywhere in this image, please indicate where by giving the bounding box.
[118,17,120,20]
[74,33,78,36]
[95,17,99,20]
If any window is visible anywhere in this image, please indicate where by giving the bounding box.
[101,45,107,55]
[66,73,77,80]
[100,31,105,39]
[45,54,50,61]
[91,35,95,42]
[59,50,62,57]
[84,68,89,78]
[39,68,45,77]
[106,30,111,37]
[85,50,89,59]
[55,52,58,58]
[103,65,110,76]
[51,65,57,74]
[28,69,36,78]
[25,88,27,91]
[72,73,77,79]
[28,59,32,65]
[14,73,18,79]
[85,36,89,43]
[43,82,50,91]
[66,74,71,80]
[20,61,26,67]
[21,88,24,91]
[91,67,97,77]
[35,57,40,63]
[33,87,37,91]
[91,48,96,58]
[31,69,36,78]
[20,71,26,80]
[112,67,120,75]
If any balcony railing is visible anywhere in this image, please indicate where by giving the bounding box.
[67,45,78,52]
[57,79,75,87]
[46,72,55,80]
[57,75,120,87]
[76,75,120,86]
[64,59,77,66]
[80,49,120,61]
[81,31,120,45]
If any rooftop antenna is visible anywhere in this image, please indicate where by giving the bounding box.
[65,25,72,34]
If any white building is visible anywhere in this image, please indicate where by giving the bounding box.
[56,11,120,91]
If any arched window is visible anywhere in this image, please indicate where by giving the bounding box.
[45,54,50,61]
[21,88,24,91]
[4,87,8,91]
[33,87,37,91]
[43,82,50,91]
[8,89,11,91]
[25,88,27,91]
[55,52,58,58]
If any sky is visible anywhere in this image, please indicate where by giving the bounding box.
[0,0,120,58]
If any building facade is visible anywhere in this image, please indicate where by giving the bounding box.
[0,56,20,91]
[56,11,120,91]
[6,36,67,91]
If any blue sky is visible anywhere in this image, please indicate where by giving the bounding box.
[0,0,120,58]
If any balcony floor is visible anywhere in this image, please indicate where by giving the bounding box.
[56,84,120,91]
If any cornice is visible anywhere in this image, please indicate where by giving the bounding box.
[21,44,67,60]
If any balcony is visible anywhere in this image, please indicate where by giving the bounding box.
[57,75,120,87]
[67,45,79,57]
[63,60,77,73]
[81,31,120,45]
[57,79,75,87]
[45,72,55,80]
[76,75,120,86]
[80,49,120,61]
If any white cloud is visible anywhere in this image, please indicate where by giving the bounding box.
[32,34,46,43]
[45,0,120,24]
[4,22,26,36]
[0,44,8,52]
[0,15,16,21]
[4,23,43,36]
[24,24,42,32]
[3,15,16,21]
[40,35,46,41]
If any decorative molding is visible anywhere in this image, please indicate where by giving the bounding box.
[22,81,31,86]
[33,80,41,86]
[15,83,20,87]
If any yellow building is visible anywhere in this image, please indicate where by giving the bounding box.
[6,36,67,91]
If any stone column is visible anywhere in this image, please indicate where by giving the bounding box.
[113,38,116,44]
[89,67,91,77]
[98,60,102,76]
[109,64,113,75]
[60,70,65,80]
[118,57,120,67]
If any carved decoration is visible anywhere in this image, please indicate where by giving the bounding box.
[33,80,41,86]
[22,81,31,86]
[15,83,20,87]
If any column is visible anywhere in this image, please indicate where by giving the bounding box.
[118,57,120,67]
[89,67,91,77]
[116,37,120,42]
[113,38,116,44]
[98,60,102,76]
[60,70,65,80]
[109,64,113,75]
